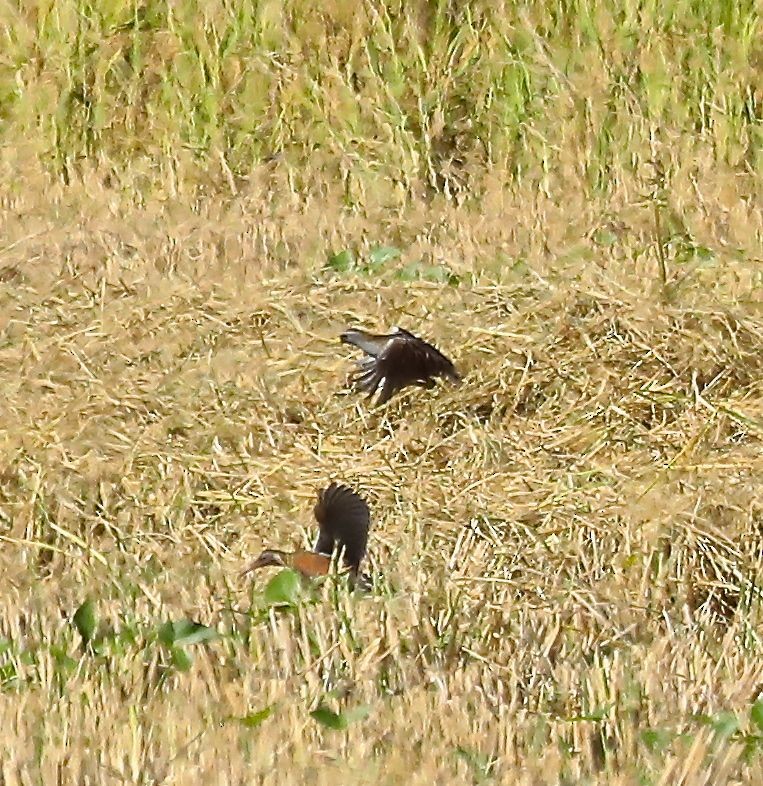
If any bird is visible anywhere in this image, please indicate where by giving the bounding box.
[240,482,371,588]
[340,326,460,405]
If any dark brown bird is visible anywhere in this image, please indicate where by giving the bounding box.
[240,482,371,586]
[341,327,460,405]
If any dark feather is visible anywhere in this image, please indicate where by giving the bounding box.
[313,482,371,573]
[341,327,460,404]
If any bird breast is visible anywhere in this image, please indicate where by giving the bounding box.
[291,551,333,578]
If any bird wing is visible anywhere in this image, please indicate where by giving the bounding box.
[313,482,371,572]
[381,329,461,382]
[346,328,460,404]
[340,329,394,358]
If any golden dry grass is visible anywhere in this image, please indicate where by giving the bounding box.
[1,1,763,784]
[1,171,761,784]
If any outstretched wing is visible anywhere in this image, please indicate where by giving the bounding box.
[340,329,395,358]
[342,327,460,404]
[313,482,371,572]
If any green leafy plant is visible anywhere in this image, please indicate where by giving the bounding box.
[326,245,403,277]
[367,245,401,271]
[238,705,275,729]
[395,260,460,285]
[262,569,304,607]
[326,249,355,273]
[72,599,98,647]
[157,620,219,648]
[156,619,218,672]
[310,703,372,731]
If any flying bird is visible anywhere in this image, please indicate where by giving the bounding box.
[341,326,460,405]
[240,482,371,588]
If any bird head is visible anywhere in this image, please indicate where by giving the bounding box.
[240,549,288,576]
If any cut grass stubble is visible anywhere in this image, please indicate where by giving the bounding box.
[0,1,762,784]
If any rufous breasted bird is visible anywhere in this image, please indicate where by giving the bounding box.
[341,326,460,405]
[240,482,371,587]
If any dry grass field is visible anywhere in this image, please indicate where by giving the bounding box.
[1,1,762,784]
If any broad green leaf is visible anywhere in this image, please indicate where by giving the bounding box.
[263,569,302,606]
[158,622,176,647]
[310,703,370,730]
[395,261,424,281]
[170,645,193,671]
[327,249,354,273]
[158,620,218,647]
[593,229,618,246]
[693,245,717,268]
[344,704,372,723]
[239,705,274,728]
[367,245,400,269]
[73,599,97,644]
[310,706,348,730]
[422,264,451,283]
[711,711,738,738]
[751,700,763,733]
[173,622,218,647]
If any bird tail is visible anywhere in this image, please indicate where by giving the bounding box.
[314,482,371,575]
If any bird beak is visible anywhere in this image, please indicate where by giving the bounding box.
[239,553,272,577]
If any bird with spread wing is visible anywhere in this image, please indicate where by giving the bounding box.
[341,326,460,405]
[240,482,371,588]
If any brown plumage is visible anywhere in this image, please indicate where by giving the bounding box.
[341,327,460,405]
[240,482,371,586]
